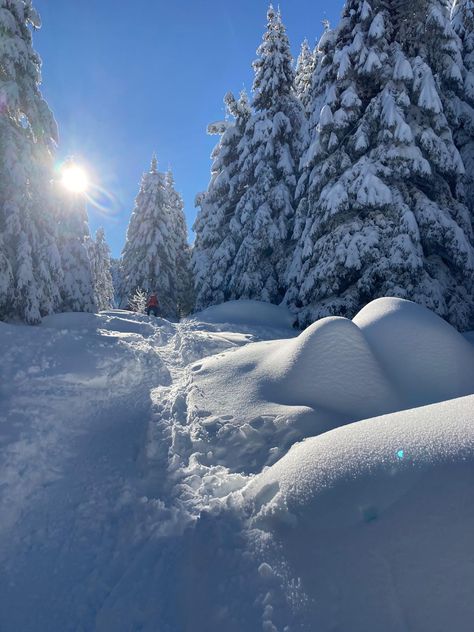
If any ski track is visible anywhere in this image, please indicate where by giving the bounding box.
[0,313,289,632]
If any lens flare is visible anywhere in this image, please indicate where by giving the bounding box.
[55,158,119,218]
[61,165,89,193]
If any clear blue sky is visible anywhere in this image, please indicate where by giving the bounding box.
[34,0,344,257]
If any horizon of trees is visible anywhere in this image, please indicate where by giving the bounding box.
[2,1,474,331]
[193,0,474,331]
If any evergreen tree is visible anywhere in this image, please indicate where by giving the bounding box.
[0,0,63,323]
[129,287,147,314]
[165,170,194,316]
[120,155,178,318]
[287,0,474,330]
[287,21,336,308]
[295,39,316,112]
[88,227,114,311]
[224,6,306,304]
[109,258,122,308]
[451,0,474,218]
[55,187,96,313]
[192,91,251,310]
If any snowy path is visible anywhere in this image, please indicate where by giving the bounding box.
[0,313,182,630]
[0,311,283,631]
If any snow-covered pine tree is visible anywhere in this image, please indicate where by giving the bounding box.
[120,155,178,318]
[295,39,316,113]
[129,287,147,314]
[451,0,474,218]
[109,258,122,308]
[192,90,251,310]
[55,187,96,313]
[88,227,114,311]
[0,0,63,323]
[164,170,194,316]
[224,6,306,304]
[287,0,474,330]
[286,21,336,309]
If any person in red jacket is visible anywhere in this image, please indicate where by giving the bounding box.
[146,292,159,317]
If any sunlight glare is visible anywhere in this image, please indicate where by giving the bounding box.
[61,164,89,193]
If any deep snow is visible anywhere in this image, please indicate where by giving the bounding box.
[245,395,474,630]
[0,298,473,631]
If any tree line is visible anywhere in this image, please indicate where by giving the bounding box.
[193,0,474,331]
[2,1,474,330]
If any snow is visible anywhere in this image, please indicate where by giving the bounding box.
[244,395,474,630]
[465,330,474,344]
[354,298,474,406]
[190,299,294,329]
[1,298,474,630]
[185,297,474,474]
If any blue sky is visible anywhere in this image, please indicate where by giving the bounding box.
[34,0,344,257]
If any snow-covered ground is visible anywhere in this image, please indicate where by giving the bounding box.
[0,298,473,631]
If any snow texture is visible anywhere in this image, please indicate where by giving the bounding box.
[186,297,474,474]
[1,298,474,630]
[245,394,474,630]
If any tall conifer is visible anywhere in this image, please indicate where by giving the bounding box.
[0,0,63,323]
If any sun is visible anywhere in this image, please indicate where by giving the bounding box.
[61,164,89,194]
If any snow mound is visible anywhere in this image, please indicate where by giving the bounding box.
[244,395,474,631]
[263,316,399,416]
[354,297,474,406]
[41,311,104,330]
[186,298,474,473]
[190,299,294,329]
[464,331,474,345]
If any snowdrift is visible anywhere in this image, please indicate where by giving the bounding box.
[244,395,474,631]
[187,298,474,473]
[190,299,294,330]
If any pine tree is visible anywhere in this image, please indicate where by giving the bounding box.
[109,258,122,308]
[120,155,178,318]
[165,170,194,316]
[287,0,474,330]
[88,227,114,311]
[0,0,63,323]
[451,0,474,218]
[55,187,96,313]
[224,6,306,304]
[129,287,147,314]
[287,21,336,308]
[192,90,251,310]
[295,39,316,112]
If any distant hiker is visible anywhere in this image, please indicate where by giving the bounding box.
[146,292,159,317]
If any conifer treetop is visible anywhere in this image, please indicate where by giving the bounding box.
[295,38,316,109]
[252,5,295,110]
